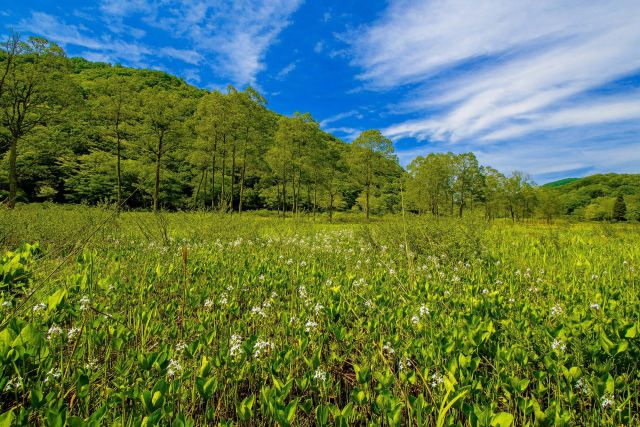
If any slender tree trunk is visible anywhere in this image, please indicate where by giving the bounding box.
[329,194,334,222]
[211,134,217,210]
[7,137,18,208]
[203,168,208,210]
[231,139,236,213]
[220,136,226,211]
[239,152,247,213]
[459,193,464,217]
[194,167,205,208]
[365,185,370,219]
[115,114,122,205]
[153,136,163,212]
[282,166,287,218]
[313,183,317,219]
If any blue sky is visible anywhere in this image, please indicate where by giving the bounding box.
[2,0,640,183]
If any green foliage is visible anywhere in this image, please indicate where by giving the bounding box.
[612,194,627,221]
[0,206,639,424]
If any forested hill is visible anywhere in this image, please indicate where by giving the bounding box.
[1,36,638,221]
[0,38,403,216]
[543,178,579,187]
[546,174,640,220]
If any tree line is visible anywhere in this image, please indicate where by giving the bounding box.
[1,35,634,222]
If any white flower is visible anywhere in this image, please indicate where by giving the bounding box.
[551,304,563,316]
[590,303,600,310]
[431,373,444,388]
[175,341,187,352]
[1,301,11,308]
[286,259,294,265]
[383,342,395,354]
[508,298,515,303]
[253,339,271,358]
[230,334,243,358]
[167,359,182,378]
[305,320,318,333]
[389,268,395,275]
[419,305,430,316]
[353,278,367,287]
[44,368,62,383]
[601,394,615,409]
[399,357,412,371]
[298,286,308,299]
[314,303,324,315]
[313,368,327,382]
[364,299,374,309]
[204,299,214,309]
[79,296,90,312]
[84,358,98,370]
[300,261,307,267]
[3,376,23,392]
[575,378,590,395]
[258,274,265,282]
[47,324,63,340]
[67,327,81,341]
[219,293,228,305]
[551,339,566,352]
[251,305,266,317]
[411,315,420,325]
[32,303,46,313]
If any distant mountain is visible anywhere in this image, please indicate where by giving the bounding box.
[549,173,640,220]
[543,178,579,187]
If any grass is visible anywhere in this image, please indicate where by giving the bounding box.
[0,204,638,426]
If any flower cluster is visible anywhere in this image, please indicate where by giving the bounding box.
[253,339,271,358]
[167,359,182,378]
[230,334,243,358]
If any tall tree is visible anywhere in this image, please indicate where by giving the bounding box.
[1,36,75,208]
[91,75,137,204]
[351,129,394,219]
[140,88,188,211]
[612,194,627,221]
[453,152,482,217]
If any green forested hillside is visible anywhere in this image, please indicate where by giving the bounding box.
[1,36,638,221]
[542,178,579,187]
[552,174,640,221]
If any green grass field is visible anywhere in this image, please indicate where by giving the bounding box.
[1,205,639,426]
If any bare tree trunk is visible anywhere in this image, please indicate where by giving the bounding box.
[194,167,205,208]
[220,136,226,211]
[231,139,236,213]
[203,168,208,210]
[211,134,217,210]
[239,151,247,213]
[115,114,122,205]
[329,194,334,222]
[282,165,287,218]
[7,137,17,208]
[153,136,163,212]
[365,186,370,219]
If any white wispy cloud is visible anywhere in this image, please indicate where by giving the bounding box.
[352,0,640,148]
[158,47,203,66]
[19,1,302,87]
[142,0,303,86]
[319,110,362,128]
[276,61,297,79]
